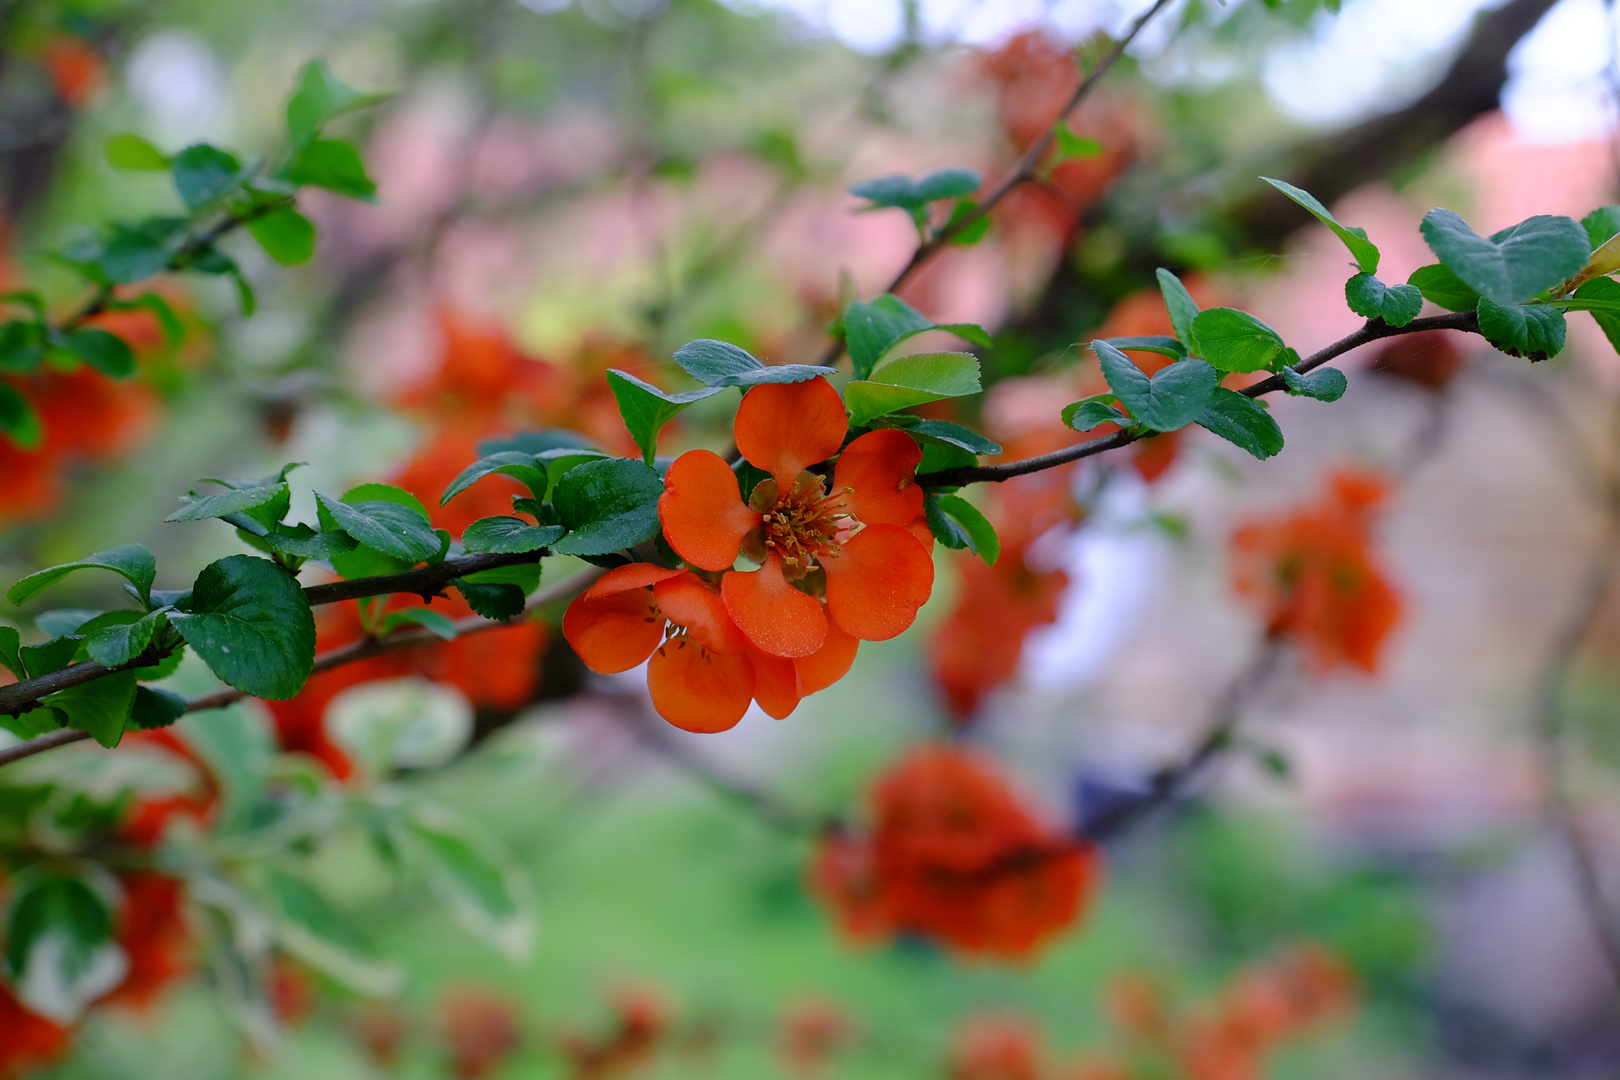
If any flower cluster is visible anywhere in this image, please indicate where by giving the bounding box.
[1230,467,1402,674]
[566,377,935,732]
[810,744,1100,960]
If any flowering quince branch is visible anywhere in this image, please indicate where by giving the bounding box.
[0,567,607,769]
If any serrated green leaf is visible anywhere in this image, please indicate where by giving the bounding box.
[1406,263,1480,312]
[605,369,724,464]
[877,416,1002,455]
[1101,335,1187,359]
[1262,176,1380,273]
[1062,396,1133,433]
[105,133,170,170]
[925,493,1000,566]
[1582,206,1620,250]
[461,517,564,554]
[166,482,288,526]
[0,626,20,679]
[285,138,377,202]
[1187,308,1287,373]
[380,607,459,640]
[1196,389,1284,459]
[85,609,168,669]
[169,555,315,700]
[316,494,440,564]
[247,207,316,265]
[45,670,137,748]
[1156,268,1201,351]
[1092,341,1217,432]
[1420,209,1589,305]
[440,451,548,505]
[453,579,526,621]
[253,524,357,562]
[672,338,834,388]
[1344,273,1422,327]
[62,329,135,378]
[843,295,932,380]
[129,686,188,730]
[844,351,981,426]
[551,458,664,556]
[1476,298,1566,361]
[0,384,41,449]
[1282,366,1348,402]
[21,636,82,678]
[1571,277,1620,355]
[9,545,156,608]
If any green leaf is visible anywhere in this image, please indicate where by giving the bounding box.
[105,133,170,170]
[39,610,100,637]
[403,803,535,960]
[62,329,135,378]
[1406,263,1479,312]
[169,555,315,700]
[1196,389,1284,460]
[672,339,834,388]
[105,293,184,350]
[440,451,549,505]
[453,579,526,621]
[844,352,982,426]
[1582,206,1620,250]
[0,319,45,375]
[4,873,122,1023]
[254,524,357,562]
[1282,366,1348,402]
[841,294,990,381]
[171,143,242,211]
[1261,176,1380,274]
[876,416,1002,456]
[1101,335,1187,359]
[328,678,471,773]
[285,59,387,146]
[84,609,168,668]
[0,384,42,449]
[551,458,664,557]
[924,493,1000,566]
[9,545,156,608]
[129,686,187,730]
[848,168,980,213]
[21,636,82,678]
[45,670,137,748]
[166,481,289,526]
[0,625,20,679]
[285,138,377,202]
[247,207,316,265]
[1187,308,1287,373]
[87,217,187,284]
[266,870,402,997]
[605,369,724,464]
[1050,123,1103,166]
[380,608,459,640]
[1344,273,1422,327]
[1572,277,1620,355]
[1419,209,1589,305]
[914,168,980,202]
[461,516,564,554]
[1062,395,1134,433]
[1475,298,1566,361]
[1156,268,1201,350]
[317,494,441,564]
[1092,341,1217,432]
[943,199,990,245]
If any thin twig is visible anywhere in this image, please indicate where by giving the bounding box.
[0,568,605,769]
[813,0,1179,369]
[917,311,1481,488]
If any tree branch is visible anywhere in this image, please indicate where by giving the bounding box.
[916,310,1480,488]
[0,568,606,769]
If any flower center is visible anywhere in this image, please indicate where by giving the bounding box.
[748,472,857,580]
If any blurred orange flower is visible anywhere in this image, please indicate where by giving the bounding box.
[440,987,521,1080]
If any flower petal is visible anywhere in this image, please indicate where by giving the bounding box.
[654,573,749,655]
[659,450,762,571]
[580,562,686,601]
[563,592,663,674]
[735,377,848,490]
[721,556,828,658]
[833,429,923,527]
[749,647,802,719]
[795,619,859,694]
[823,524,935,641]
[647,640,755,733]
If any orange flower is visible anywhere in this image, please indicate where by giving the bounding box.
[563,563,858,730]
[0,978,69,1079]
[561,984,670,1080]
[948,1014,1046,1080]
[778,998,853,1078]
[1230,468,1402,674]
[810,745,1101,960]
[658,377,934,659]
[440,987,521,1080]
[43,34,104,107]
[103,873,192,1011]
